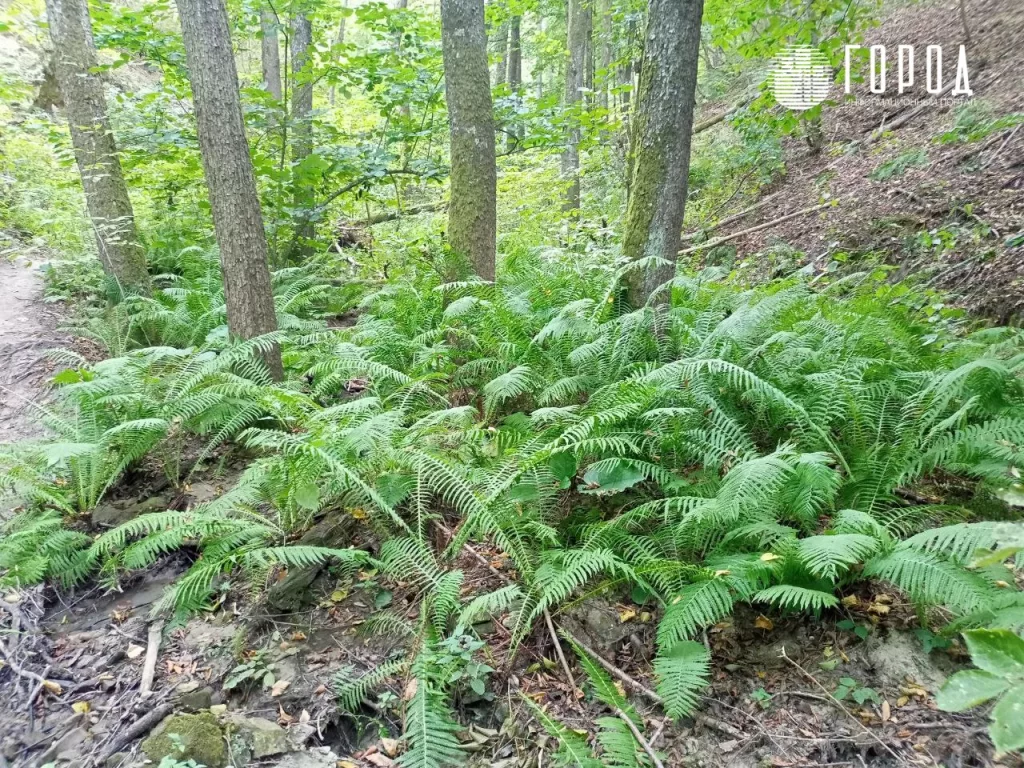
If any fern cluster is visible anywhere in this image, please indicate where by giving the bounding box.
[3,247,1024,738]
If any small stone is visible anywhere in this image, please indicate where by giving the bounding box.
[176,685,214,712]
[224,715,290,760]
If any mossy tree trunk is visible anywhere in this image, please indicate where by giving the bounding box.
[175,0,283,380]
[562,0,591,213]
[44,0,150,296]
[290,13,315,258]
[440,0,497,281]
[621,0,705,308]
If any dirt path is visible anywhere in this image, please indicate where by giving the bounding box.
[0,253,65,444]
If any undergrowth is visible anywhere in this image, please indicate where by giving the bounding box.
[2,243,1024,763]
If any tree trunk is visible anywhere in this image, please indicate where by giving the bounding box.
[562,0,590,213]
[621,0,705,308]
[175,0,283,379]
[290,13,315,258]
[328,0,347,106]
[260,5,282,101]
[598,0,612,111]
[440,0,497,281]
[493,21,508,88]
[44,0,150,296]
[506,15,522,149]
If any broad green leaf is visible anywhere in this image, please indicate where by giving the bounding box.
[294,482,320,511]
[990,684,1024,752]
[936,670,1009,711]
[581,459,644,495]
[548,452,577,481]
[963,629,1024,676]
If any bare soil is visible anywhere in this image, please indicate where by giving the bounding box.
[0,250,65,446]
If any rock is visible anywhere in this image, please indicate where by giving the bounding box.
[176,685,214,712]
[141,712,227,768]
[224,715,290,761]
[92,495,168,528]
[267,512,355,611]
[36,727,90,766]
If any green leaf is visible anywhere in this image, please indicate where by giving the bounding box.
[470,678,486,695]
[581,459,644,495]
[375,590,394,609]
[963,629,1024,676]
[936,670,1010,711]
[548,452,577,481]
[294,482,320,511]
[990,684,1024,752]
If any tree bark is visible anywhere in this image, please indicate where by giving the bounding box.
[506,15,522,149]
[440,0,497,281]
[492,20,508,88]
[260,5,282,101]
[328,0,347,106]
[621,0,705,308]
[598,0,612,111]
[175,0,283,379]
[290,13,315,258]
[562,0,591,213]
[44,0,150,296]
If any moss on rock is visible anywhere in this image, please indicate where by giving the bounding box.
[141,711,227,768]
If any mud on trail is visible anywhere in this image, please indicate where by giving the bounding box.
[0,252,65,446]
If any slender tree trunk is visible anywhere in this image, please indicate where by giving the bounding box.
[329,0,347,106]
[493,20,509,88]
[562,0,590,213]
[44,0,149,295]
[290,13,315,257]
[440,0,497,281]
[260,6,282,101]
[536,16,546,100]
[621,0,705,308]
[175,0,283,379]
[506,15,522,149]
[598,0,611,111]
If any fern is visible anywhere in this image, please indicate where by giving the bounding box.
[653,640,711,718]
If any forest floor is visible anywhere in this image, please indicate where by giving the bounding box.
[0,246,65,446]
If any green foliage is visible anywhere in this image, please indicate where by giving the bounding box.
[870,148,928,181]
[937,630,1024,753]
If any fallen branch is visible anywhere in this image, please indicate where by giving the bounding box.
[615,707,666,768]
[96,702,174,765]
[349,201,445,227]
[779,647,904,763]
[681,198,772,243]
[678,201,835,255]
[139,621,164,696]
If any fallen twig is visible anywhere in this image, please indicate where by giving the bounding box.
[779,647,904,763]
[139,620,164,696]
[615,707,666,768]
